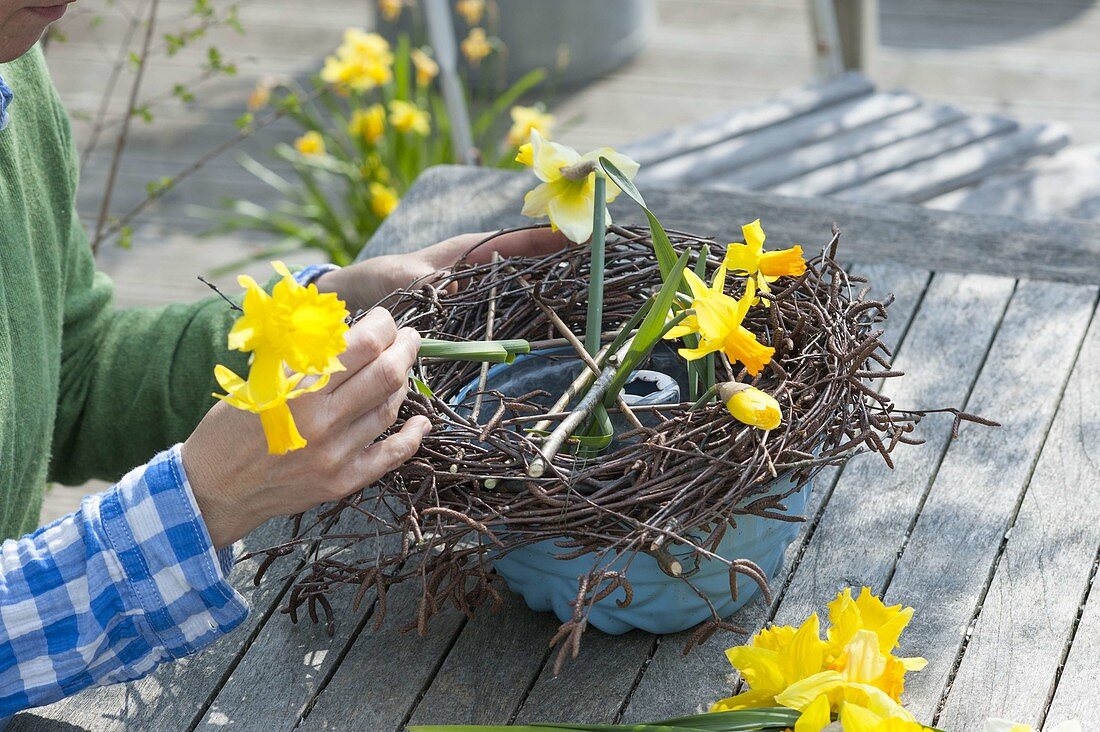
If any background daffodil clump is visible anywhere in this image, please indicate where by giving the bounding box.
[205,0,556,266]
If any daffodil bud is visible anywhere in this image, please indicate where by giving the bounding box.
[718,382,782,430]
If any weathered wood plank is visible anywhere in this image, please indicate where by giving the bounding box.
[1045,560,1100,730]
[766,115,1018,197]
[766,271,1015,632]
[293,582,467,732]
[936,296,1100,729]
[924,144,1100,221]
[834,123,1071,204]
[637,91,921,187]
[403,596,559,728]
[363,166,1100,285]
[9,517,305,731]
[514,633,657,725]
[721,103,967,191]
[617,72,874,167]
[194,517,388,731]
[883,282,1097,723]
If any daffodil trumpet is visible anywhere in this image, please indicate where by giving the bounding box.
[419,338,530,364]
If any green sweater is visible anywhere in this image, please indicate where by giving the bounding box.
[0,47,245,539]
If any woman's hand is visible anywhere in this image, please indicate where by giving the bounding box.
[180,308,430,550]
[316,227,570,312]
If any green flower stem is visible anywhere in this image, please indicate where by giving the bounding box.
[419,338,530,363]
[585,175,607,357]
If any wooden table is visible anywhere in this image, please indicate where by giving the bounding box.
[14,166,1100,732]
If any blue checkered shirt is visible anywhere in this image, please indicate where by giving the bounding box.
[0,446,249,718]
[0,73,13,131]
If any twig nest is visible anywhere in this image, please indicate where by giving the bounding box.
[250,224,956,666]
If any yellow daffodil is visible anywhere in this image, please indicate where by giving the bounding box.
[228,262,349,375]
[370,181,400,217]
[985,720,1082,732]
[520,129,639,243]
[378,0,404,21]
[826,588,928,691]
[411,48,439,86]
[294,131,326,157]
[365,152,391,183]
[215,262,349,454]
[724,219,807,307]
[349,104,386,144]
[712,587,930,732]
[247,77,275,111]
[340,28,394,62]
[321,29,394,92]
[455,0,484,25]
[507,105,554,148]
[718,382,782,430]
[839,703,932,732]
[461,27,493,65]
[662,264,774,376]
[514,142,534,167]
[711,614,845,715]
[389,100,431,136]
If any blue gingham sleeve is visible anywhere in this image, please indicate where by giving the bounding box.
[0,446,249,717]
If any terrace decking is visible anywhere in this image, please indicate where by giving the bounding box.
[13,166,1100,732]
[16,2,1100,728]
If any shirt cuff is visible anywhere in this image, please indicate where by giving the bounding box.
[93,445,250,660]
[294,263,340,287]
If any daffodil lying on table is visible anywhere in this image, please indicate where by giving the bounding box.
[406,588,1081,732]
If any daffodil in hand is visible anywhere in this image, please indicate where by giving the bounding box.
[663,264,775,376]
[520,130,639,244]
[724,219,806,307]
[214,262,350,454]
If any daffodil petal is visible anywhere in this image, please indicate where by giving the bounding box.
[794,694,832,732]
[682,268,712,299]
[521,182,556,218]
[260,403,307,455]
[709,689,779,712]
[724,242,758,274]
[839,703,883,732]
[546,180,595,244]
[743,218,766,255]
[774,670,844,710]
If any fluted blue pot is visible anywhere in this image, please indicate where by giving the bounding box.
[492,477,810,635]
[451,349,810,634]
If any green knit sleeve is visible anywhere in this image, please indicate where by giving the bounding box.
[49,214,251,485]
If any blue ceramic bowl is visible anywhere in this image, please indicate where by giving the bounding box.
[492,477,810,635]
[450,350,810,634]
